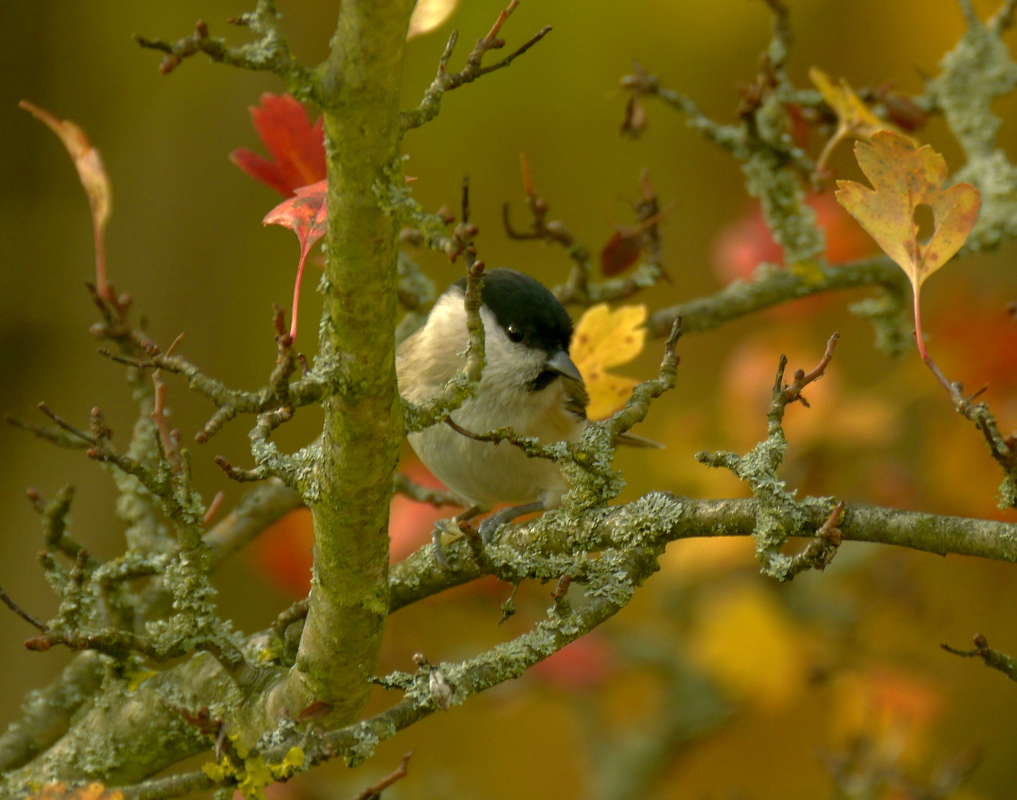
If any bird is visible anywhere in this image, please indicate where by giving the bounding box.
[396,267,656,564]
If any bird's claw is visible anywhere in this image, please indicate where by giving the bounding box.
[477,515,502,544]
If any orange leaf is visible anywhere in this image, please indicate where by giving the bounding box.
[20,101,112,299]
[263,179,328,341]
[230,93,326,197]
[835,130,981,358]
[26,783,123,800]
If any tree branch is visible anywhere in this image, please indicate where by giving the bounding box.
[267,0,418,728]
[135,3,317,102]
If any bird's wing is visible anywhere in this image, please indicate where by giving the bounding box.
[561,376,589,421]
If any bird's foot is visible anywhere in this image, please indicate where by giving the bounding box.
[431,506,483,567]
[478,501,546,544]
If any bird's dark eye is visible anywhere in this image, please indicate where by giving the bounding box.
[506,324,524,343]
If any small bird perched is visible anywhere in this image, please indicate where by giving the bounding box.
[397,268,653,563]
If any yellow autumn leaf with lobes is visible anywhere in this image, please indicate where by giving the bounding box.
[571,303,647,420]
[835,130,981,358]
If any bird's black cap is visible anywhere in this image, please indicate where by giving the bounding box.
[453,268,573,354]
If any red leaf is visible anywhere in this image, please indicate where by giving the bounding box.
[230,93,326,197]
[530,634,617,691]
[264,179,328,340]
[600,229,644,276]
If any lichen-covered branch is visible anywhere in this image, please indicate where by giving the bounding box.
[697,333,843,580]
[622,10,825,266]
[267,0,417,728]
[646,255,911,354]
[135,3,316,102]
[110,490,1017,800]
[0,652,103,774]
[99,309,337,445]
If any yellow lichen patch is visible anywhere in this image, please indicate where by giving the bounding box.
[202,744,306,800]
[571,303,647,420]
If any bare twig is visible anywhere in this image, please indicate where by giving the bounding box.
[620,62,744,152]
[35,403,95,445]
[0,584,47,632]
[921,349,1017,509]
[782,331,839,407]
[202,491,225,527]
[942,634,1017,682]
[504,161,666,306]
[444,417,557,460]
[100,330,330,445]
[4,415,89,449]
[350,752,413,800]
[402,1,552,131]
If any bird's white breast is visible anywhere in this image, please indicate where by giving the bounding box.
[396,292,583,509]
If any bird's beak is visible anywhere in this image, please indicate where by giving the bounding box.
[545,349,584,383]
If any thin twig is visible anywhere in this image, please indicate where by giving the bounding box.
[351,752,413,800]
[942,634,1017,682]
[0,584,47,632]
[402,1,551,131]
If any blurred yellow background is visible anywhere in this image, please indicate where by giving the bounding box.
[2,1,1017,798]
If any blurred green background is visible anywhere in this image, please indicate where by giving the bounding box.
[2,1,1017,798]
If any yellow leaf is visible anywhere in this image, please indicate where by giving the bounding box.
[835,130,981,357]
[688,583,809,712]
[571,303,647,419]
[810,67,906,174]
[407,0,460,39]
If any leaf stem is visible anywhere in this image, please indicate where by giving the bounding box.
[914,289,928,361]
[290,246,308,341]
